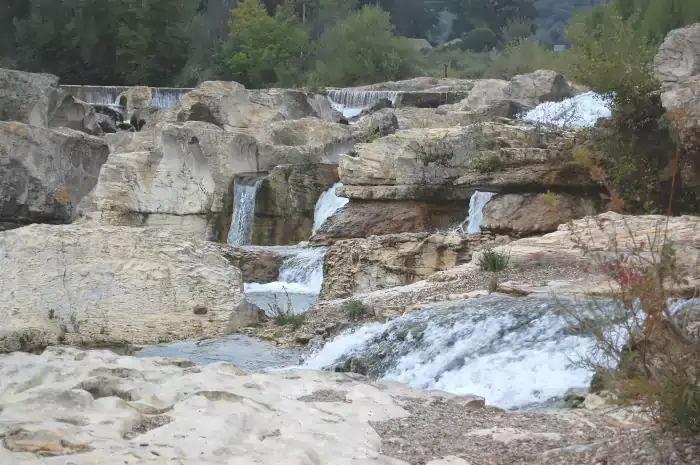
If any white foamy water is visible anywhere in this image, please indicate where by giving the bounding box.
[244,246,326,314]
[312,183,349,234]
[303,295,594,409]
[326,89,401,118]
[521,92,611,129]
[228,180,263,246]
[466,190,495,234]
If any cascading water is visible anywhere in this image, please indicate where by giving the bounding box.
[465,191,496,234]
[326,89,402,118]
[521,92,611,129]
[227,180,263,246]
[244,246,326,314]
[312,183,349,234]
[303,294,594,409]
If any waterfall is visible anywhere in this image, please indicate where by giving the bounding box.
[151,88,189,109]
[521,92,611,129]
[326,89,402,118]
[303,294,594,409]
[244,246,326,314]
[227,180,263,246]
[312,183,349,234]
[465,191,495,234]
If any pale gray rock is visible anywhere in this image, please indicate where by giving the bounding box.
[0,68,102,136]
[0,122,109,227]
[0,225,253,352]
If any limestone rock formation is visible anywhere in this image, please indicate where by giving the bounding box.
[86,81,368,243]
[481,193,593,236]
[252,164,339,245]
[0,68,102,136]
[320,233,508,299]
[395,103,523,130]
[173,81,339,128]
[117,86,152,121]
[0,225,256,352]
[0,122,109,229]
[310,200,469,244]
[442,70,575,111]
[654,24,700,145]
[215,245,282,284]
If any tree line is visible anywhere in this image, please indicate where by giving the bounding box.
[0,0,551,87]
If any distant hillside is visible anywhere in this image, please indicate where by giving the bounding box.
[534,0,610,44]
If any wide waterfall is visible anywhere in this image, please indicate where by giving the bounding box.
[326,89,402,118]
[303,294,594,409]
[312,183,349,234]
[465,190,496,234]
[521,92,611,129]
[228,180,263,246]
[244,246,326,314]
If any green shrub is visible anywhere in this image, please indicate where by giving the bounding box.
[343,299,366,321]
[472,154,503,174]
[462,28,499,52]
[478,248,510,272]
[268,291,306,330]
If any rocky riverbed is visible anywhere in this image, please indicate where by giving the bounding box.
[2,347,698,465]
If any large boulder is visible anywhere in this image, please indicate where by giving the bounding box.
[442,70,575,112]
[0,122,109,229]
[252,164,339,245]
[481,193,594,236]
[0,68,102,135]
[310,200,468,244]
[0,225,256,352]
[174,81,341,129]
[654,24,700,144]
[320,233,507,299]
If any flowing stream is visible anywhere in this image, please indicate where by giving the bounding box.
[521,92,611,128]
[303,294,594,409]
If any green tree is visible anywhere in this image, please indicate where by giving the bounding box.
[221,0,309,88]
[309,6,419,86]
[446,0,537,40]
[463,27,500,51]
[116,0,197,86]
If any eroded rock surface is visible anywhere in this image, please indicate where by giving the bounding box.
[0,347,672,465]
[320,233,508,299]
[0,122,109,228]
[0,68,102,136]
[0,225,255,352]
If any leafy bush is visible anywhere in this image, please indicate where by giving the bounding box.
[343,299,366,321]
[478,248,510,272]
[563,216,700,434]
[472,154,503,174]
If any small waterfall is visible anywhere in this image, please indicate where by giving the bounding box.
[151,88,189,109]
[244,246,326,314]
[521,92,611,129]
[227,180,263,246]
[326,89,402,118]
[312,183,349,234]
[303,295,594,409]
[466,191,495,234]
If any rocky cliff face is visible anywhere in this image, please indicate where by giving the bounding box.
[252,164,338,245]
